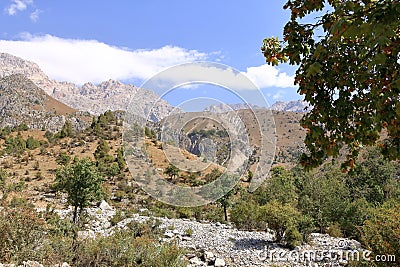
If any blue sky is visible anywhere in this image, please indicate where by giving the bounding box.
[0,0,302,110]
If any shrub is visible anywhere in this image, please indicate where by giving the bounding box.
[56,152,71,166]
[107,162,120,177]
[26,136,40,150]
[326,222,344,238]
[360,203,400,265]
[110,210,126,226]
[230,200,263,230]
[285,226,303,249]
[75,233,187,267]
[0,206,46,264]
[259,200,302,245]
[184,228,193,237]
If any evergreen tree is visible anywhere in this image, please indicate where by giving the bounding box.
[59,120,74,138]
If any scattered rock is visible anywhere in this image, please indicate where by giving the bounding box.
[22,261,43,267]
[35,207,369,267]
[189,256,203,266]
[164,231,174,238]
[99,200,113,211]
[214,258,226,267]
[182,236,192,241]
[204,251,214,261]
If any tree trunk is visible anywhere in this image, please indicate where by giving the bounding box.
[73,205,78,224]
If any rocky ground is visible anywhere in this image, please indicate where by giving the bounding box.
[27,201,365,267]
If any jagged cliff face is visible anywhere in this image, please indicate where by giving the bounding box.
[0,74,90,132]
[270,100,309,112]
[0,53,176,121]
[204,101,309,114]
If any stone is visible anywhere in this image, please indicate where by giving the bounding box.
[204,251,214,261]
[185,253,197,259]
[349,240,362,249]
[78,230,96,240]
[99,200,112,211]
[172,229,180,235]
[214,258,226,267]
[182,236,192,241]
[22,261,43,267]
[164,232,174,238]
[189,256,203,265]
[42,206,370,267]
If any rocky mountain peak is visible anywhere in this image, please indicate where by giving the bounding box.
[99,79,124,89]
[0,74,89,132]
[270,100,309,112]
[0,53,176,121]
[0,53,50,88]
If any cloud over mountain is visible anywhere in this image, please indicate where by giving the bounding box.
[0,34,296,90]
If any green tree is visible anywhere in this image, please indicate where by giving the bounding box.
[216,188,234,222]
[230,200,263,231]
[26,136,40,150]
[164,164,179,179]
[5,132,26,155]
[253,166,298,205]
[54,158,104,223]
[56,152,71,166]
[262,0,400,170]
[44,130,54,143]
[116,147,126,171]
[144,127,156,139]
[0,168,7,201]
[295,166,350,233]
[59,120,74,138]
[247,170,254,182]
[94,139,113,163]
[347,148,399,205]
[0,205,46,264]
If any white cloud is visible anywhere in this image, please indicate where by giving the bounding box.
[147,62,296,94]
[272,90,285,100]
[243,64,296,88]
[0,34,295,90]
[29,8,41,22]
[5,0,33,15]
[0,34,208,84]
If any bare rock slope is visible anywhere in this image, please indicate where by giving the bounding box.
[0,74,90,132]
[0,53,175,121]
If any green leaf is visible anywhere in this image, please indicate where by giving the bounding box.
[306,62,322,77]
[371,53,387,65]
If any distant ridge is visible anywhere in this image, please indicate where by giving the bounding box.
[204,100,309,113]
[0,74,90,132]
[0,53,177,122]
[203,103,262,113]
[270,100,309,112]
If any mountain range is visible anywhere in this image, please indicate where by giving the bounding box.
[0,53,175,122]
[0,52,308,130]
[0,74,90,132]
